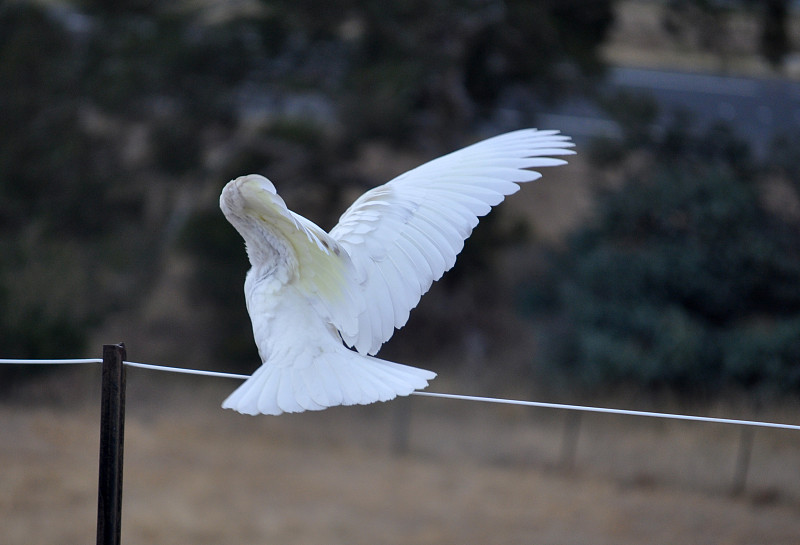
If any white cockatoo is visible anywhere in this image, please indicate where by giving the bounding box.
[219,129,574,415]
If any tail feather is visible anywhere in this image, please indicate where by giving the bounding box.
[312,360,345,407]
[328,356,367,406]
[222,351,435,416]
[296,366,332,409]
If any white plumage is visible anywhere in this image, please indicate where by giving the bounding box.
[219,129,574,415]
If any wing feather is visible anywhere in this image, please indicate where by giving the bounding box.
[324,128,573,355]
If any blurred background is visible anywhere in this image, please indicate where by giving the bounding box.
[2,1,800,544]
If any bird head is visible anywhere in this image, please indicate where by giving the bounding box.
[220,174,281,216]
[220,174,293,268]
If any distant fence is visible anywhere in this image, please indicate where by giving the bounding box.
[2,343,800,544]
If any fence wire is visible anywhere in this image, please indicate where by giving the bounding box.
[1,357,798,431]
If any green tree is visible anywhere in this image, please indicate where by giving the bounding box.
[664,0,793,71]
[1,0,615,377]
[758,0,790,70]
[0,4,98,366]
[526,119,800,395]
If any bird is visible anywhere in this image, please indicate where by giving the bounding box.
[219,128,574,415]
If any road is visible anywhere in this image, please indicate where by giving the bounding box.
[540,67,800,157]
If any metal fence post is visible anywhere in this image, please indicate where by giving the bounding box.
[731,426,755,496]
[391,396,413,456]
[559,411,582,471]
[97,343,127,545]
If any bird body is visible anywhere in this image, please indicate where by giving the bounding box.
[220,129,574,415]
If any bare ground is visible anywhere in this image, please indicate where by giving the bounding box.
[3,368,800,545]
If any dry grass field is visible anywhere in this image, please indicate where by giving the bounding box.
[3,367,800,545]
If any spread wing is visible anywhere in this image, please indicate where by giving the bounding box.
[328,128,574,355]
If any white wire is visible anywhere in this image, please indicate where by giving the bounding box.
[0,358,102,364]
[410,391,800,431]
[123,360,250,380]
[1,357,798,431]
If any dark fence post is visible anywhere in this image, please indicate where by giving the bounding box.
[97,343,127,545]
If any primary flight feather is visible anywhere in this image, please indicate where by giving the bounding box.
[220,128,574,415]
